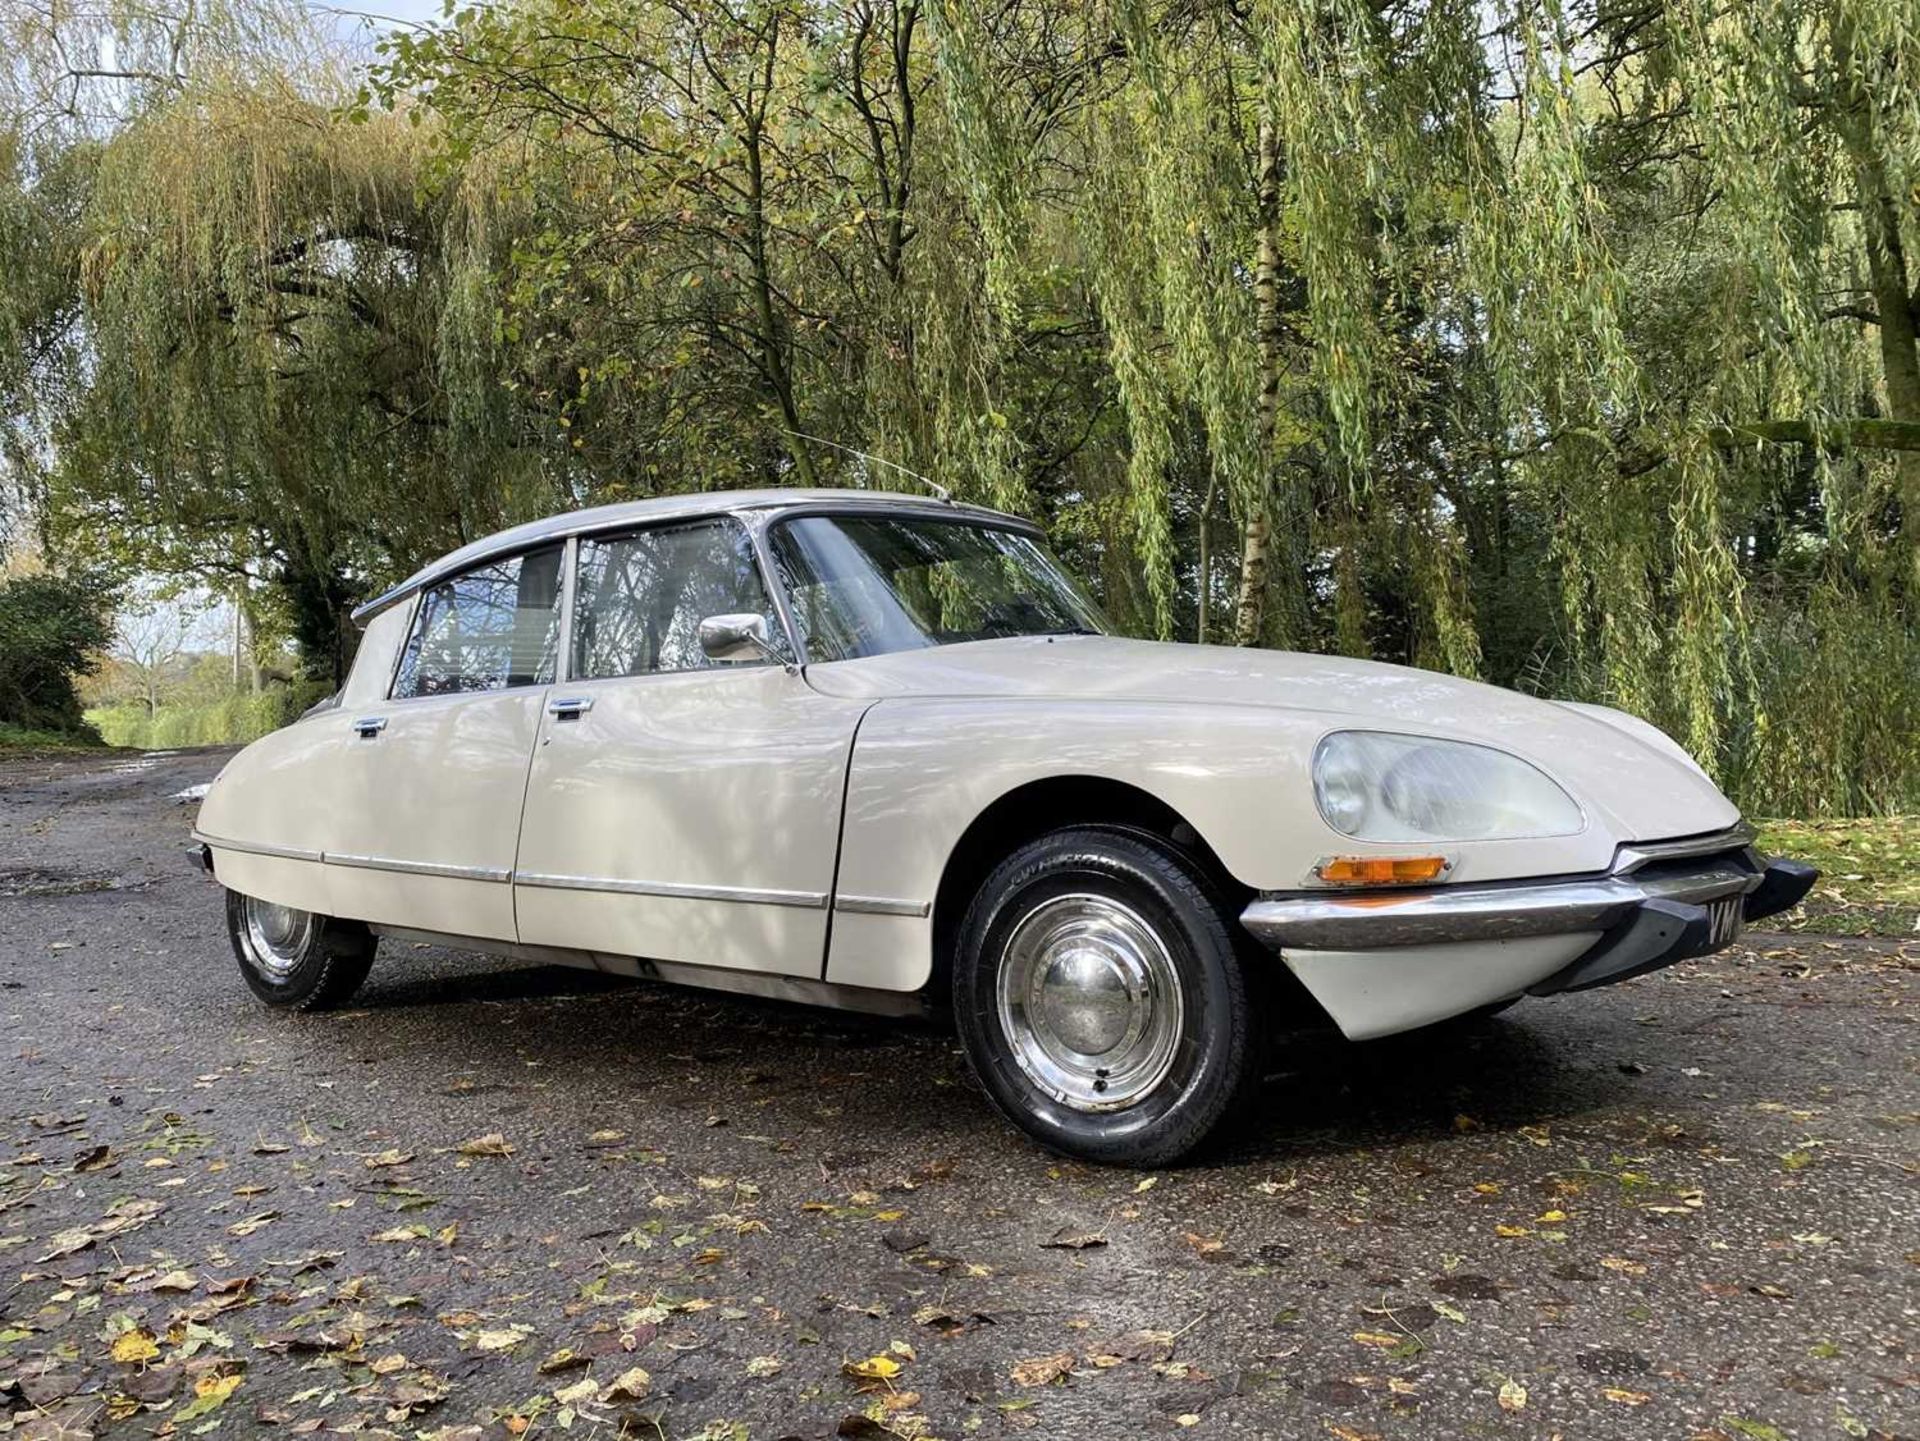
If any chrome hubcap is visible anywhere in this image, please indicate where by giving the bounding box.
[242,896,315,979]
[996,894,1183,1112]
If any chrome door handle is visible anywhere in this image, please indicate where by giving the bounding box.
[547,697,594,719]
[351,716,388,738]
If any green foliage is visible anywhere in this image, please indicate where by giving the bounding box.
[4,0,1917,815]
[0,571,116,736]
[88,682,331,750]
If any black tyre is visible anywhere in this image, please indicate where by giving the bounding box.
[225,888,375,1011]
[952,826,1262,1166]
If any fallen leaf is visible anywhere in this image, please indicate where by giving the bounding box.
[598,1366,651,1401]
[457,1133,514,1157]
[1603,1387,1651,1405]
[844,1354,902,1384]
[1498,1378,1528,1412]
[1041,1225,1106,1250]
[110,1329,160,1364]
[1010,1351,1074,1387]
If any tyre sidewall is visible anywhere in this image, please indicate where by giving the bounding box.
[954,828,1251,1165]
[225,889,366,1011]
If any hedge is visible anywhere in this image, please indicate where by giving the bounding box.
[88,682,334,750]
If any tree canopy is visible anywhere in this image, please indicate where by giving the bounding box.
[0,0,1913,813]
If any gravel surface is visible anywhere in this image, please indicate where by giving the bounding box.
[2,746,1914,1440]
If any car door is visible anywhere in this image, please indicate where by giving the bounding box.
[327,544,564,942]
[512,518,869,976]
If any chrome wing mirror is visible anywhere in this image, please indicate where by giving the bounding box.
[697,612,781,666]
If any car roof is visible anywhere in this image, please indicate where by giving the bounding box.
[350,487,1038,625]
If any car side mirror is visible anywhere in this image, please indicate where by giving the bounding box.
[698,612,779,666]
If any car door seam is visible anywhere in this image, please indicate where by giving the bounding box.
[819,698,882,980]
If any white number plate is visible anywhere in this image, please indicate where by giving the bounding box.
[1706,896,1744,948]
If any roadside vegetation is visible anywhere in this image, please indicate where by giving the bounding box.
[1754,816,1919,938]
[1,1,1916,817]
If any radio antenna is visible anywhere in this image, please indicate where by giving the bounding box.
[784,430,953,503]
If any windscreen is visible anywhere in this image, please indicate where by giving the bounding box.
[768,514,1108,662]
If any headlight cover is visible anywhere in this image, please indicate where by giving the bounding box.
[1312,731,1584,843]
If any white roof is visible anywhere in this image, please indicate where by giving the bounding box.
[351,487,1033,624]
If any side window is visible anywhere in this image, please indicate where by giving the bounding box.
[391,545,564,699]
[573,520,790,679]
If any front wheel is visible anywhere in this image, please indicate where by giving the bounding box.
[225,889,375,1011]
[953,827,1262,1166]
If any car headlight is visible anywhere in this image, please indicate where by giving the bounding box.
[1312,731,1584,842]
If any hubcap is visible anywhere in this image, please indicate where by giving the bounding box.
[242,896,315,979]
[996,894,1183,1112]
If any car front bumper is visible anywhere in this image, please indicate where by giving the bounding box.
[1240,827,1817,1039]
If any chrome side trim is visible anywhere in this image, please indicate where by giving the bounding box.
[1612,823,1756,873]
[324,852,511,884]
[192,831,322,865]
[366,924,928,1017]
[1241,857,1761,951]
[834,894,933,918]
[513,872,829,910]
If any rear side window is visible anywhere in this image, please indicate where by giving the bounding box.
[573,520,789,679]
[391,545,563,698]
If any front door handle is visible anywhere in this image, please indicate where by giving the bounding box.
[547,697,594,720]
[351,716,387,738]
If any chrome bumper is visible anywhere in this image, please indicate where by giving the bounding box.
[1241,828,1817,997]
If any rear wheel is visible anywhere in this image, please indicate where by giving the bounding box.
[225,889,375,1011]
[953,827,1262,1166]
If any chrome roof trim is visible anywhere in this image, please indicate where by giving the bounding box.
[350,488,1038,627]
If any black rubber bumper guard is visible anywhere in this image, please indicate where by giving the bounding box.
[1528,856,1818,996]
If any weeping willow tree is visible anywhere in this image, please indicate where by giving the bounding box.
[923,0,1916,811]
[3,0,1913,810]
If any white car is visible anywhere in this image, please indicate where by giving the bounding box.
[192,489,1815,1164]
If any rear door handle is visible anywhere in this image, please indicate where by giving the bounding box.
[351,716,387,738]
[547,697,594,720]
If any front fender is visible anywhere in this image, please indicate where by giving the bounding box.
[821,698,1624,991]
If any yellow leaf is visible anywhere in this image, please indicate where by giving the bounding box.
[1495,1224,1531,1238]
[1352,1331,1402,1348]
[110,1329,160,1364]
[1536,1209,1569,1223]
[1603,1387,1651,1405]
[844,1355,902,1382]
[1498,1378,1527,1412]
[195,1373,243,1401]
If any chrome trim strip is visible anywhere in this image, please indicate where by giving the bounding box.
[513,872,829,909]
[834,894,932,918]
[1242,857,1762,951]
[324,852,511,884]
[191,831,322,865]
[1611,822,1756,873]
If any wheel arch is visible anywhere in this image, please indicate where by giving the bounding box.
[927,775,1249,1010]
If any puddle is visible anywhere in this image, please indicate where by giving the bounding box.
[172,783,211,802]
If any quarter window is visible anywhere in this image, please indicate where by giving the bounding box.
[391,546,564,698]
[573,520,789,679]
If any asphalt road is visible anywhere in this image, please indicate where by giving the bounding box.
[1,746,1913,1441]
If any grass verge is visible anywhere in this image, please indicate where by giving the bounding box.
[1754,815,1917,938]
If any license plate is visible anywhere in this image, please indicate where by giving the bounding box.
[1706,896,1744,947]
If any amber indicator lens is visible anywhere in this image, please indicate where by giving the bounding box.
[1315,855,1449,886]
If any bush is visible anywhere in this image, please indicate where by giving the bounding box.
[87,680,333,750]
[0,571,116,737]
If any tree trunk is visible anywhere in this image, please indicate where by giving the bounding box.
[1235,111,1283,646]
[1833,12,1920,571]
